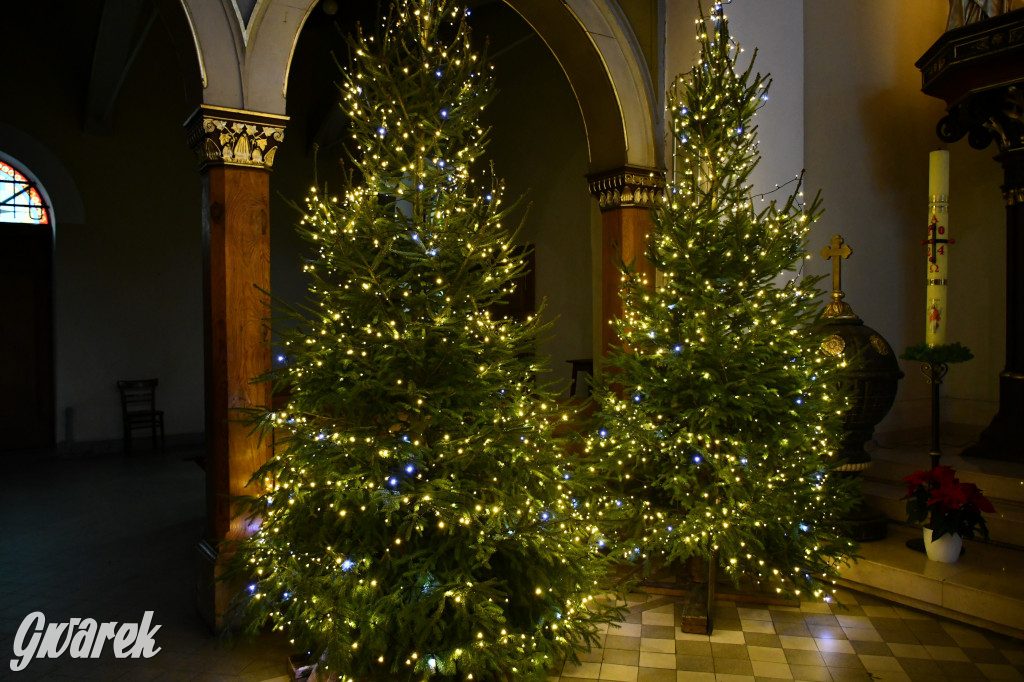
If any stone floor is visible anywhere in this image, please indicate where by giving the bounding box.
[551,590,1024,681]
[1,448,1022,681]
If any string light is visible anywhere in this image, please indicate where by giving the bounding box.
[232,0,622,679]
[587,2,857,603]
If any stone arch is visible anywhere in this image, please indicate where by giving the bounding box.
[159,0,658,173]
[505,0,659,173]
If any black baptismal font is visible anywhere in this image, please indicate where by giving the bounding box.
[819,235,903,541]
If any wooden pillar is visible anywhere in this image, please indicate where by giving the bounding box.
[184,105,288,629]
[962,147,1024,461]
[588,166,665,358]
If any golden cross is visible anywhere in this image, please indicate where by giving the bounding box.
[820,234,856,319]
[821,234,852,295]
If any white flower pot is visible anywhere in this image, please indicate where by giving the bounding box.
[924,528,962,563]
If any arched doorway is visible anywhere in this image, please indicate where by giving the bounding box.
[0,158,54,450]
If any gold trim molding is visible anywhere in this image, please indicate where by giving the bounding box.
[184,105,289,171]
[588,165,666,211]
[1005,187,1024,205]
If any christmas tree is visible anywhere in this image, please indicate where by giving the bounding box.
[587,3,857,601]
[231,1,620,680]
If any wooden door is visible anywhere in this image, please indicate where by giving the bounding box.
[0,223,55,450]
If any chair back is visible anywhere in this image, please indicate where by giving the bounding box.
[117,379,159,415]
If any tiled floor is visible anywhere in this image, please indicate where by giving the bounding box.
[2,449,1022,681]
[552,590,1024,681]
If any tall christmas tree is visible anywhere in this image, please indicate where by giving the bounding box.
[587,3,857,600]
[232,1,619,679]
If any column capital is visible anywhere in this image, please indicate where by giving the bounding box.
[588,165,666,211]
[184,105,289,172]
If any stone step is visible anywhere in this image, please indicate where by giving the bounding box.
[862,478,1024,549]
[866,445,1024,505]
[837,523,1024,639]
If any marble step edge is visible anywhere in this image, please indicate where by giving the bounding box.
[864,450,1024,504]
[838,524,1024,640]
[862,479,1024,549]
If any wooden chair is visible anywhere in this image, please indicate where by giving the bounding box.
[117,379,165,453]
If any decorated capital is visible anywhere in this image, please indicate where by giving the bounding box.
[588,165,666,211]
[184,105,289,172]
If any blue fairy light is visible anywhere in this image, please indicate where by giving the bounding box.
[674,345,683,352]
[598,429,608,438]
[341,559,355,571]
[388,477,398,487]
[248,584,256,593]
[441,110,448,118]
[377,126,386,136]
[799,523,810,532]
[541,511,550,521]
[405,464,415,474]
[693,455,702,464]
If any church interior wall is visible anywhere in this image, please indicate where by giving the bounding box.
[803,1,1005,439]
[1,0,1011,450]
[475,4,595,393]
[2,1,205,449]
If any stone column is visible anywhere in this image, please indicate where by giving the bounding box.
[184,105,287,629]
[588,166,665,358]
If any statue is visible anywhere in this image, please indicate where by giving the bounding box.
[947,0,1015,30]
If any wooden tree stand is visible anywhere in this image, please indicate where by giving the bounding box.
[624,556,799,635]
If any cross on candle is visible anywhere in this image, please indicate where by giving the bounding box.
[820,234,856,319]
[926,150,950,346]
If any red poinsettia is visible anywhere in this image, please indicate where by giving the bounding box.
[902,465,995,540]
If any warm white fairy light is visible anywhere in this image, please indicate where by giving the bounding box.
[234,0,619,679]
[587,2,855,603]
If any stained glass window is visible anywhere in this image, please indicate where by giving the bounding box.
[0,160,49,225]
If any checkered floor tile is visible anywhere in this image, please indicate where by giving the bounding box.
[549,589,1024,682]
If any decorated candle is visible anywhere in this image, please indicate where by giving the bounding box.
[926,150,950,346]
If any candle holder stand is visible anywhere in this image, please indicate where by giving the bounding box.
[920,361,949,468]
[900,342,974,469]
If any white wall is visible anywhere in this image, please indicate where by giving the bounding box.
[662,0,1005,437]
[664,0,804,199]
[803,1,1004,435]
